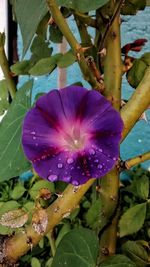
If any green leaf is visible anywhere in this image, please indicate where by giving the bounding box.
[29,180,55,200]
[100,255,136,267]
[57,50,76,68]
[141,52,150,66]
[0,209,28,228]
[127,59,147,88]
[30,36,53,62]
[121,0,146,15]
[56,0,110,12]
[55,223,71,247]
[13,0,48,57]
[119,203,147,237]
[0,201,20,216]
[0,80,9,115]
[122,241,149,267]
[11,183,26,200]
[124,175,149,200]
[29,54,62,76]
[0,80,33,181]
[85,199,102,229]
[31,257,41,267]
[11,60,32,75]
[49,25,63,43]
[52,228,99,267]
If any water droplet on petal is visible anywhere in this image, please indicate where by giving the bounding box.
[89,148,95,155]
[72,180,79,186]
[99,148,103,153]
[48,174,58,182]
[94,159,99,163]
[57,163,63,169]
[113,157,117,161]
[35,143,38,146]
[77,166,80,169]
[33,136,36,140]
[65,176,71,182]
[98,164,103,169]
[31,131,35,135]
[67,158,74,164]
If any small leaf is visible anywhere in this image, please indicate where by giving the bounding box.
[124,175,149,200]
[122,241,149,267]
[29,180,55,200]
[57,50,76,68]
[32,208,48,234]
[100,254,136,267]
[55,223,71,247]
[31,257,41,267]
[49,25,63,43]
[30,36,53,62]
[29,54,62,76]
[127,59,147,88]
[13,0,48,56]
[85,199,102,229]
[121,0,146,15]
[11,183,26,200]
[0,80,9,115]
[0,209,28,228]
[119,203,147,237]
[0,80,33,181]
[0,201,20,216]
[56,0,110,13]
[51,228,99,267]
[11,60,32,75]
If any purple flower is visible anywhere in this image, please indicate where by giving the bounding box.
[22,86,123,185]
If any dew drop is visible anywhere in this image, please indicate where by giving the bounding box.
[31,131,35,135]
[98,164,103,169]
[99,148,103,153]
[67,158,74,164]
[33,136,36,140]
[65,176,71,182]
[89,148,95,155]
[57,163,63,169]
[48,174,58,182]
[72,180,79,186]
[113,157,116,161]
[94,159,99,163]
[35,143,38,146]
[77,166,81,169]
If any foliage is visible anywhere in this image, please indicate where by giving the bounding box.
[0,0,150,266]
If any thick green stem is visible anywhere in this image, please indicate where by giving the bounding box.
[0,33,16,99]
[47,0,103,91]
[98,4,122,262]
[125,151,150,169]
[4,179,95,263]
[121,67,150,140]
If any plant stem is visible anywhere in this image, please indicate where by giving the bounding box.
[99,0,125,52]
[73,12,97,29]
[3,179,95,263]
[125,151,150,169]
[98,1,122,262]
[47,0,103,92]
[0,33,16,99]
[121,67,150,140]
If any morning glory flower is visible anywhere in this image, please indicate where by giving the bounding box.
[22,86,123,185]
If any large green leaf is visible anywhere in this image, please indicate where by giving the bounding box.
[100,255,136,267]
[51,228,99,267]
[119,203,147,237]
[13,0,48,57]
[0,80,33,181]
[56,0,110,12]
